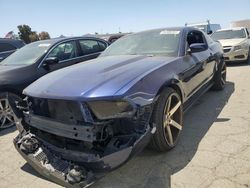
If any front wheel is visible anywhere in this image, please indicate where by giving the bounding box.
[246,48,250,64]
[212,60,226,91]
[149,88,183,152]
[0,92,21,130]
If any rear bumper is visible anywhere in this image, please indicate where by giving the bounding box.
[14,128,152,188]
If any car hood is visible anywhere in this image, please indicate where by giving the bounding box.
[0,64,27,84]
[0,64,25,72]
[24,55,175,100]
[218,38,247,47]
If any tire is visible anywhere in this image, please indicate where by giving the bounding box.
[247,48,250,64]
[149,88,183,152]
[212,60,226,91]
[0,92,22,130]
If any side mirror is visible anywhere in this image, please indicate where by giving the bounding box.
[207,30,213,35]
[42,57,59,68]
[188,43,207,53]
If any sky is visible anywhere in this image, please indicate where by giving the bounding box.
[1,0,250,38]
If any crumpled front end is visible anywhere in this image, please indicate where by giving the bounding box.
[14,97,154,188]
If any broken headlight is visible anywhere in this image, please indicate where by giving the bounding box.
[87,100,136,120]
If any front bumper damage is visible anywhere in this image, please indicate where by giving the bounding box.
[14,130,152,188]
[14,134,97,188]
[14,98,154,188]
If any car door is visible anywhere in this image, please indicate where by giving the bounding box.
[181,30,215,97]
[77,39,107,62]
[45,40,79,72]
[204,34,218,79]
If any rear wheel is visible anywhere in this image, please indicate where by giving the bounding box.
[212,60,226,91]
[0,92,21,130]
[149,88,183,151]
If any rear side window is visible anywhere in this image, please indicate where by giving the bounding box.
[0,43,16,53]
[187,31,207,46]
[98,41,107,51]
[79,40,104,55]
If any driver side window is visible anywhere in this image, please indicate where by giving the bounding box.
[48,41,77,62]
[187,31,206,46]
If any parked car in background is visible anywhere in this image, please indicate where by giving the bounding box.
[14,27,226,188]
[100,33,127,43]
[211,27,250,63]
[85,33,129,43]
[0,36,108,129]
[0,38,25,62]
[185,20,221,34]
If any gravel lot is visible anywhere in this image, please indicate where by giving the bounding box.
[0,63,250,188]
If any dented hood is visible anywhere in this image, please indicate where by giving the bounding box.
[24,55,174,100]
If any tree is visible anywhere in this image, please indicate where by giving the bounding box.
[17,25,33,43]
[17,25,51,43]
[39,31,50,40]
[29,32,39,42]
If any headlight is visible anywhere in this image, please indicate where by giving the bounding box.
[87,100,136,120]
[234,45,243,51]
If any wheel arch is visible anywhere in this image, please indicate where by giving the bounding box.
[0,87,23,97]
[156,79,184,102]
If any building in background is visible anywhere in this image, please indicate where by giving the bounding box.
[4,31,19,39]
[231,19,250,30]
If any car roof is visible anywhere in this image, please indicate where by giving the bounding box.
[41,36,108,44]
[0,38,25,48]
[133,27,201,35]
[24,36,108,47]
[187,23,209,26]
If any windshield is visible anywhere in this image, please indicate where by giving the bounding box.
[101,29,180,57]
[1,41,53,65]
[211,29,246,40]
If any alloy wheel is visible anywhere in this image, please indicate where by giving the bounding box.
[163,93,182,146]
[221,64,227,86]
[0,98,16,129]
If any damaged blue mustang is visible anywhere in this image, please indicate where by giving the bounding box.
[14,27,226,188]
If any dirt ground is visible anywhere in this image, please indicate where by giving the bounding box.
[0,63,250,188]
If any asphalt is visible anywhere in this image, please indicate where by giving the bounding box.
[0,63,250,188]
